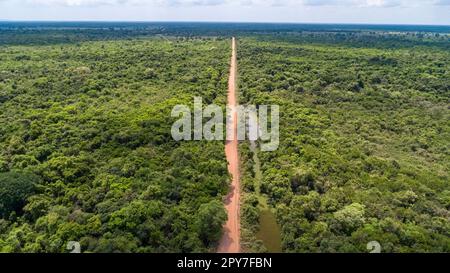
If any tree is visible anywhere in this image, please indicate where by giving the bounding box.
[332,203,366,235]
[195,200,227,246]
[0,171,39,218]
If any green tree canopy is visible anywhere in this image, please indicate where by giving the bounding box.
[196,200,227,246]
[333,203,366,235]
[0,171,40,218]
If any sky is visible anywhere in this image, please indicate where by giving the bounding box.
[0,0,449,25]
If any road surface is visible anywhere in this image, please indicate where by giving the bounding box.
[218,37,240,253]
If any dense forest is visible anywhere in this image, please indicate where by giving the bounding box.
[0,23,449,253]
[238,35,449,252]
[0,35,231,252]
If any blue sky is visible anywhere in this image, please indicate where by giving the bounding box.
[0,0,449,25]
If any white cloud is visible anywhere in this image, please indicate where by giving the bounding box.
[1,0,447,8]
[7,0,432,7]
[0,0,448,24]
[23,0,228,6]
[301,0,403,7]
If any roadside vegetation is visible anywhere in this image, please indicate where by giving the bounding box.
[0,36,230,252]
[238,35,449,253]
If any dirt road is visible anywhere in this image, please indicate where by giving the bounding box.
[218,37,240,253]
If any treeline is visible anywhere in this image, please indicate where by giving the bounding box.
[0,37,230,252]
[256,32,450,50]
[238,36,449,252]
[1,22,448,49]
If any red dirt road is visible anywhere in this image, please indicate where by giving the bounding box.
[218,37,240,253]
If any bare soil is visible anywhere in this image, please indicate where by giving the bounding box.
[217,37,240,253]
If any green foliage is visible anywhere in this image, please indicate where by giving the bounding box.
[0,171,39,218]
[196,200,227,246]
[239,34,450,253]
[1,24,449,253]
[332,203,366,235]
[0,36,230,252]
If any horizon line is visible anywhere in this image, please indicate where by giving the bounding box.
[0,19,450,27]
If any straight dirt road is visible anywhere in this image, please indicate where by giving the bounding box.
[218,37,240,253]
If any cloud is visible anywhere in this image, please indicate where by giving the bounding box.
[24,0,127,6]
[22,0,228,6]
[301,0,402,7]
[1,0,447,8]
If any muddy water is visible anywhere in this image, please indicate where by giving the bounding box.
[256,208,282,253]
[250,140,282,253]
